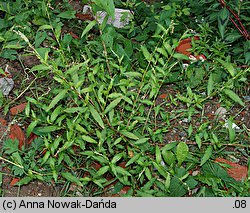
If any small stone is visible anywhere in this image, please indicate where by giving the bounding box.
[0,77,14,96]
[215,107,227,119]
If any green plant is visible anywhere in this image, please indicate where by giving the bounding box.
[0,0,249,197]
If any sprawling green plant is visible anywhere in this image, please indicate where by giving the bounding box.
[0,0,249,196]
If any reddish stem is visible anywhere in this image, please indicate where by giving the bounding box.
[218,0,249,40]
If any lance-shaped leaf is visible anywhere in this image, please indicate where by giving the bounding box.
[218,7,229,39]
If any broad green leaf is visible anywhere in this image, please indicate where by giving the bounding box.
[134,137,149,145]
[82,135,98,143]
[218,7,229,39]
[227,119,236,143]
[200,145,213,166]
[111,152,124,164]
[176,142,189,166]
[38,24,53,31]
[153,162,169,179]
[75,124,88,134]
[188,124,193,137]
[81,20,97,38]
[173,53,189,60]
[41,151,50,165]
[34,126,60,133]
[65,63,84,75]
[93,0,115,19]
[96,166,109,176]
[36,47,50,62]
[57,140,74,153]
[104,97,122,114]
[165,173,171,191]
[26,120,38,137]
[145,167,152,180]
[163,41,173,55]
[223,89,244,106]
[61,172,83,187]
[64,107,85,113]
[217,59,235,77]
[15,176,33,186]
[93,179,106,188]
[50,105,62,123]
[4,44,24,49]
[207,73,214,96]
[141,45,151,61]
[57,10,76,19]
[156,47,168,57]
[115,166,131,176]
[46,89,68,112]
[120,130,139,140]
[97,85,105,105]
[12,152,23,165]
[155,145,162,164]
[195,134,202,149]
[89,105,104,129]
[126,153,141,167]
[162,142,178,151]
[162,150,175,166]
[30,64,50,72]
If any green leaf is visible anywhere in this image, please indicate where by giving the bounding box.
[173,53,189,60]
[223,89,244,106]
[153,162,169,179]
[4,44,24,49]
[81,20,97,38]
[38,24,53,31]
[34,126,60,134]
[155,145,162,164]
[104,97,122,114]
[162,150,175,166]
[93,0,115,19]
[111,153,124,164]
[207,73,214,96]
[12,152,23,165]
[82,135,98,144]
[75,124,88,134]
[115,166,131,176]
[134,137,149,145]
[126,153,141,167]
[141,45,151,61]
[63,107,85,113]
[46,89,68,112]
[15,176,33,186]
[217,59,236,77]
[50,105,62,123]
[57,10,76,19]
[26,120,38,137]
[200,145,213,166]
[61,172,83,187]
[195,134,202,149]
[176,142,189,166]
[3,139,19,154]
[218,7,229,39]
[165,173,171,191]
[89,105,104,129]
[30,64,50,72]
[120,130,139,140]
[36,47,50,62]
[227,119,236,143]
[96,166,109,176]
[57,140,74,153]
[65,63,84,75]
[162,142,178,151]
